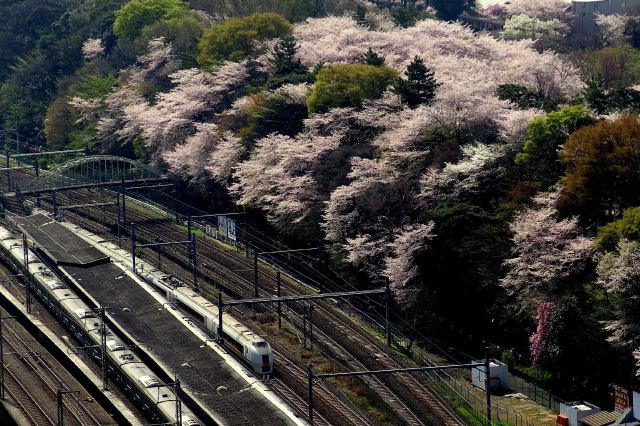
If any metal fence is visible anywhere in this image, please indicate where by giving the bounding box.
[509,374,564,413]
[340,303,535,426]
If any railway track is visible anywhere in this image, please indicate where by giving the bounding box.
[2,314,103,426]
[30,188,467,425]
[3,366,56,426]
[270,346,371,426]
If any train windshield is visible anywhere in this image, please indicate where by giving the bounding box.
[253,341,269,348]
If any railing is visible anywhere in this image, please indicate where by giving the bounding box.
[509,374,564,414]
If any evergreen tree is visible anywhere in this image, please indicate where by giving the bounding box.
[354,5,367,27]
[582,74,608,115]
[394,56,440,108]
[271,35,305,75]
[362,48,385,66]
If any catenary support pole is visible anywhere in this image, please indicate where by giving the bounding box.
[187,212,192,242]
[52,190,58,218]
[217,293,223,343]
[116,193,121,247]
[385,278,391,347]
[253,249,259,298]
[22,234,31,314]
[131,223,136,274]
[174,376,182,426]
[99,306,108,390]
[485,347,491,425]
[121,178,126,226]
[309,305,314,350]
[302,306,307,349]
[191,234,197,290]
[277,271,282,330]
[307,364,314,425]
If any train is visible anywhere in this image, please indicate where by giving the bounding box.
[0,224,201,426]
[139,269,274,376]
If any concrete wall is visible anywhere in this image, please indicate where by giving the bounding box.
[573,0,640,34]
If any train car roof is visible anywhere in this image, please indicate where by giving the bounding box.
[173,287,268,345]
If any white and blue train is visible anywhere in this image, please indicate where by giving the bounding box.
[0,225,200,426]
[139,270,273,376]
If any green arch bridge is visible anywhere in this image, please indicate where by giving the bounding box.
[16,155,168,195]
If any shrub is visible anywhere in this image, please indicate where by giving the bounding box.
[197,12,292,64]
[307,64,398,113]
[113,0,188,38]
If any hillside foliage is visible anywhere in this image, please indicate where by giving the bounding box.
[5,0,640,404]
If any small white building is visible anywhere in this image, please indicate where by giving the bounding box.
[559,401,601,426]
[471,359,509,391]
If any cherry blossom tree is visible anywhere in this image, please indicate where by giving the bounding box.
[293,16,583,99]
[597,239,640,345]
[529,301,557,365]
[502,15,570,50]
[231,115,347,235]
[501,189,593,309]
[419,143,509,206]
[81,38,104,60]
[595,13,630,46]
[323,157,400,242]
[505,0,572,23]
[384,222,436,309]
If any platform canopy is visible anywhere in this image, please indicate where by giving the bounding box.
[19,155,167,195]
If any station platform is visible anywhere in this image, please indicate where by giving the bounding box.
[16,214,109,266]
[18,214,296,426]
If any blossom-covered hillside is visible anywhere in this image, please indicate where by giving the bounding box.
[9,0,640,406]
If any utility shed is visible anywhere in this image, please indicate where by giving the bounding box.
[560,401,601,426]
[471,359,509,391]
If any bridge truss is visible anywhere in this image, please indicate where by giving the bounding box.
[18,155,167,195]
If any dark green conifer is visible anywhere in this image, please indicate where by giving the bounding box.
[395,56,440,108]
[271,35,304,75]
[362,48,385,66]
